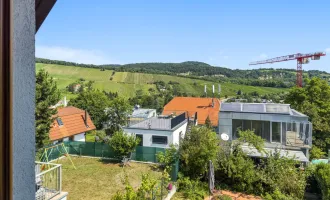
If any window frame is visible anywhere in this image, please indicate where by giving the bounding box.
[136,134,143,146]
[152,135,168,145]
[0,0,12,197]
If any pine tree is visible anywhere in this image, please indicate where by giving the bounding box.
[35,69,60,149]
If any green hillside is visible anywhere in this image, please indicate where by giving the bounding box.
[36,63,288,99]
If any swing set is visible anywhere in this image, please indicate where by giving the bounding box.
[39,143,76,170]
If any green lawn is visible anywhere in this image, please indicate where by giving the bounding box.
[57,157,162,200]
[36,63,288,99]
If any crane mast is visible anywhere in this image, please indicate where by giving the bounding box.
[249,52,326,87]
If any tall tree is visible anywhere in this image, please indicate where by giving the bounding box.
[106,97,132,135]
[69,89,109,129]
[35,69,60,149]
[179,126,219,179]
[285,78,330,157]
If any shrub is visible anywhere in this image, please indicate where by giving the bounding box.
[95,130,107,142]
[177,177,208,200]
[310,146,326,160]
[180,126,219,179]
[258,150,307,199]
[217,130,308,198]
[111,173,157,200]
[262,189,296,200]
[109,131,140,158]
[314,163,330,200]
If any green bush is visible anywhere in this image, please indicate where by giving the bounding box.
[180,126,219,179]
[314,163,330,200]
[216,130,308,199]
[177,177,208,200]
[262,189,296,200]
[109,131,140,158]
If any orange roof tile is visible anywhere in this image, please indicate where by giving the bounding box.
[49,106,96,141]
[162,97,220,126]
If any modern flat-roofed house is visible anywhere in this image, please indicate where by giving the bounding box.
[50,106,96,144]
[128,105,157,126]
[123,112,188,148]
[219,103,312,163]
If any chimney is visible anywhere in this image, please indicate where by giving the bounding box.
[212,85,215,97]
[84,110,88,127]
[204,85,207,97]
[63,96,67,107]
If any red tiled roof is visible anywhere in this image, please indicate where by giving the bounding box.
[162,97,220,126]
[49,106,96,141]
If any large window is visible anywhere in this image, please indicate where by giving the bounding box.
[232,120,243,139]
[263,121,271,142]
[242,120,252,131]
[152,136,168,145]
[272,122,281,143]
[233,119,272,142]
[252,121,262,137]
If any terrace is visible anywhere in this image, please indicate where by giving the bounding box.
[219,103,312,162]
[35,162,67,200]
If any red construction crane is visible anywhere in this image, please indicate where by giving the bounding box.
[249,52,326,87]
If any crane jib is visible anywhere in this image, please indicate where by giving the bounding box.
[249,52,326,65]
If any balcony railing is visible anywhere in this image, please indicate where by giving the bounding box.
[35,162,62,200]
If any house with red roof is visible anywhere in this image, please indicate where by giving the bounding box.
[50,106,96,144]
[162,97,220,127]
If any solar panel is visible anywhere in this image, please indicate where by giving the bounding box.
[242,104,265,113]
[265,104,290,114]
[221,103,241,112]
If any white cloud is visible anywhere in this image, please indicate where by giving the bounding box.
[259,53,268,59]
[36,45,119,65]
[325,48,330,53]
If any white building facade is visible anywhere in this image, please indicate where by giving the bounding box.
[123,112,188,148]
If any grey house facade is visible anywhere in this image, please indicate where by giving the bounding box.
[218,103,312,163]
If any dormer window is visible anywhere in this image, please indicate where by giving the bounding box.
[57,118,64,126]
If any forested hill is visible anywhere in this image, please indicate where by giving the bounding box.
[36,58,330,81]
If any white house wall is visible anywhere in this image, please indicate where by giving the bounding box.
[123,122,187,148]
[172,122,188,146]
[74,133,86,142]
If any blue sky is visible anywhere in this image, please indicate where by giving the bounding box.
[36,0,330,72]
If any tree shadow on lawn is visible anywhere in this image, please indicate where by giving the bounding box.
[97,158,121,166]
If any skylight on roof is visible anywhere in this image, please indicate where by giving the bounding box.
[57,118,64,126]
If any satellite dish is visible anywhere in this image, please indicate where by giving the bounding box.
[221,133,229,141]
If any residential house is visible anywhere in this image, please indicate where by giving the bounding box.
[163,97,220,128]
[218,103,312,163]
[123,112,188,148]
[50,106,96,144]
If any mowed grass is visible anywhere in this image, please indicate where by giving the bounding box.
[36,63,288,99]
[57,157,162,200]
